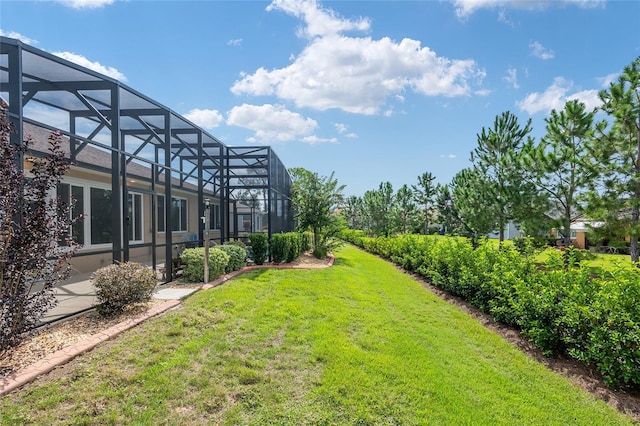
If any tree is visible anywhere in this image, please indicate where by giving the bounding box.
[585,56,640,262]
[443,168,498,246]
[471,111,534,244]
[412,171,437,234]
[393,184,420,234]
[523,99,595,246]
[363,182,394,237]
[289,168,345,258]
[342,195,366,230]
[1,108,81,351]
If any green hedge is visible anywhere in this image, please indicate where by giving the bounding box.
[219,243,247,273]
[180,247,229,282]
[270,232,311,264]
[340,230,640,390]
[248,233,269,265]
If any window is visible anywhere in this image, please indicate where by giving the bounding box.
[57,183,85,245]
[570,230,577,239]
[90,187,113,245]
[157,195,188,232]
[128,192,143,242]
[209,203,221,230]
[238,214,252,232]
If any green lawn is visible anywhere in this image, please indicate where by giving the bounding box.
[0,245,632,425]
[535,246,636,271]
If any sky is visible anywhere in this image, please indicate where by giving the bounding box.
[1,0,639,197]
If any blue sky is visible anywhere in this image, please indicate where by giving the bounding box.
[1,0,639,197]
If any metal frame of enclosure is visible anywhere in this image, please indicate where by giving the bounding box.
[0,36,294,281]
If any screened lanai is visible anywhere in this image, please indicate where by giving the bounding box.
[0,36,294,282]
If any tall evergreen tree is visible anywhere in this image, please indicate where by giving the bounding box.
[447,168,498,244]
[342,195,365,230]
[585,56,640,262]
[523,99,595,246]
[412,171,437,234]
[471,111,534,244]
[393,184,420,234]
[363,182,394,237]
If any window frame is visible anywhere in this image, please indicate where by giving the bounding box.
[157,194,188,233]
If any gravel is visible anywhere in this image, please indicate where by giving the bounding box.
[0,300,165,378]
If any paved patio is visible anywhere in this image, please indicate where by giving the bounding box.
[42,273,198,324]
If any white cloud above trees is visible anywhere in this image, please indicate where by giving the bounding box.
[231,0,484,115]
[517,76,601,114]
[226,103,320,143]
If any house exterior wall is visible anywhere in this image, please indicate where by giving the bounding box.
[25,159,225,276]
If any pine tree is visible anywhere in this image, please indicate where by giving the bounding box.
[471,111,534,244]
[523,99,595,247]
[585,57,640,262]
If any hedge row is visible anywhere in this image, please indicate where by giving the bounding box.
[270,232,312,264]
[248,232,312,265]
[340,229,640,390]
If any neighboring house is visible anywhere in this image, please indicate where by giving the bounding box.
[2,36,294,281]
[487,221,522,240]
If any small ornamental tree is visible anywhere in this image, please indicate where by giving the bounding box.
[0,107,81,351]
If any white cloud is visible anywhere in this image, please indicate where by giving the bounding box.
[302,135,338,144]
[440,154,457,159]
[56,0,114,9]
[232,0,483,115]
[517,77,601,115]
[504,67,519,89]
[226,103,319,143]
[183,108,224,129]
[232,35,483,115]
[334,122,358,138]
[598,72,619,88]
[334,122,348,133]
[529,41,554,60]
[52,51,127,81]
[267,0,371,38]
[0,29,38,45]
[452,0,604,19]
[227,39,243,47]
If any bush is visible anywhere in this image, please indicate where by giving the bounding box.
[219,243,247,272]
[271,232,308,263]
[181,247,229,282]
[248,233,269,265]
[270,233,291,264]
[91,262,157,316]
[350,231,640,390]
[1,109,81,351]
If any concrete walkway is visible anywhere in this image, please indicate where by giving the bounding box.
[42,274,198,324]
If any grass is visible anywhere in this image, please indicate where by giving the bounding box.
[0,245,633,425]
[535,246,637,271]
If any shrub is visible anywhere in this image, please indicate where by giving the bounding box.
[181,247,229,282]
[91,262,157,316]
[270,233,290,264]
[1,109,81,352]
[219,243,247,272]
[270,232,307,263]
[248,233,269,265]
[351,231,640,391]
